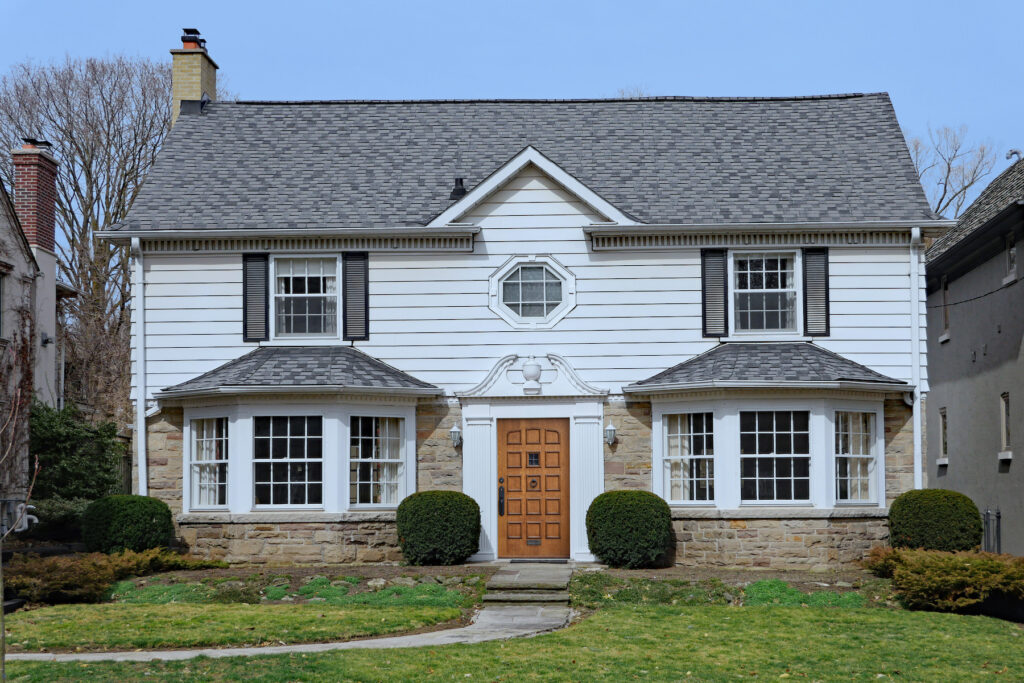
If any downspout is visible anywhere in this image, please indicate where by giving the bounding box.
[909,227,923,490]
[131,238,148,495]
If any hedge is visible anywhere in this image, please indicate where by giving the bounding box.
[81,495,175,554]
[396,491,480,565]
[888,489,982,551]
[586,490,673,568]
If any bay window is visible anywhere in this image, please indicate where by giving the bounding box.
[350,416,404,506]
[834,411,876,503]
[739,411,811,502]
[253,415,324,506]
[663,412,715,502]
[190,417,228,508]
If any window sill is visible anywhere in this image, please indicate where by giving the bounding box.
[261,338,343,347]
[1002,272,1017,287]
[178,510,397,524]
[936,458,949,466]
[998,450,1013,461]
[721,334,811,343]
[669,507,887,519]
[938,332,950,344]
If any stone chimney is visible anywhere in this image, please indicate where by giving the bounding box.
[12,138,57,253]
[170,28,218,126]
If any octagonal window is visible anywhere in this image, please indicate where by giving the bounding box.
[488,256,577,329]
[501,265,563,318]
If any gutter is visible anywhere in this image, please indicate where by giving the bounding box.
[584,219,955,237]
[910,227,924,490]
[156,384,442,401]
[96,225,481,242]
[622,379,911,395]
[131,238,148,496]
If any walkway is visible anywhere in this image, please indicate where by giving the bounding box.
[9,563,576,664]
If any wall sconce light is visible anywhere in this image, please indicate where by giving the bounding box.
[604,422,617,446]
[449,424,463,448]
[41,333,54,347]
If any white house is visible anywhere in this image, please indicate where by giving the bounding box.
[100,30,951,567]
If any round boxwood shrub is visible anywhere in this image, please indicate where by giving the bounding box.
[81,495,174,553]
[889,489,982,551]
[586,490,673,568]
[396,491,480,565]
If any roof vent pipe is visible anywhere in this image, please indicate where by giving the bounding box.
[449,178,467,200]
[1007,149,1022,162]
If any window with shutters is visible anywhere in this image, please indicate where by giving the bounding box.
[731,252,800,333]
[271,257,340,338]
[488,256,576,329]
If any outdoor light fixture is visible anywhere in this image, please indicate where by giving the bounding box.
[604,422,617,446]
[449,423,463,448]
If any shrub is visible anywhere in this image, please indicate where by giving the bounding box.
[863,545,900,578]
[888,489,982,551]
[873,548,1024,612]
[5,549,225,603]
[24,496,92,541]
[81,495,175,553]
[586,490,673,568]
[396,491,480,565]
[29,401,124,500]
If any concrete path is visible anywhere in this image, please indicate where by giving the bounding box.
[7,604,572,664]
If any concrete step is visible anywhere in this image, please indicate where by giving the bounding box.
[483,591,570,604]
[485,580,569,591]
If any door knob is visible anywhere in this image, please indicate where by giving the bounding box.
[498,485,505,516]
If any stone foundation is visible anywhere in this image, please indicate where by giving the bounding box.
[178,513,401,564]
[671,510,888,569]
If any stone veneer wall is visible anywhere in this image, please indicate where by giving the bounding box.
[883,396,916,505]
[416,398,462,492]
[140,407,184,513]
[603,398,652,491]
[671,511,888,569]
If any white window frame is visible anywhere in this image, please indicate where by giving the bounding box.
[738,408,813,504]
[488,255,576,329]
[347,414,407,508]
[1000,392,1011,455]
[188,415,230,510]
[183,400,415,514]
[832,408,883,506]
[652,397,885,510]
[269,255,342,342]
[725,250,806,341]
[661,412,716,505]
[938,407,949,465]
[252,413,327,509]
[1004,234,1018,285]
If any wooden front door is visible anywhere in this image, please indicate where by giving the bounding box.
[497,418,570,559]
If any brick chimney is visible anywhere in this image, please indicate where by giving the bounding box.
[12,138,57,253]
[170,28,218,126]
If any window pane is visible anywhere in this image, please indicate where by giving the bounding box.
[663,413,714,502]
[739,411,810,502]
[349,417,405,505]
[274,258,338,337]
[191,418,228,507]
[501,264,564,320]
[835,411,875,501]
[253,415,323,507]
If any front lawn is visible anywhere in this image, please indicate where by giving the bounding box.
[6,603,461,652]
[9,605,1024,681]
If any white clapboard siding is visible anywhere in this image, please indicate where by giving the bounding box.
[134,166,928,398]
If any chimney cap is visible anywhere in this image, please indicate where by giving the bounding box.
[180,28,207,49]
[183,28,200,35]
[21,137,52,148]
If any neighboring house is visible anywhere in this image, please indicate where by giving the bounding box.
[0,139,69,506]
[926,157,1023,554]
[100,30,950,568]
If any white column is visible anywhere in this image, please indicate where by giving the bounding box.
[463,405,496,560]
[571,408,604,561]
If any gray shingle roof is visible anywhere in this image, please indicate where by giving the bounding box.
[117,94,934,231]
[928,158,1024,261]
[627,342,905,390]
[159,346,438,396]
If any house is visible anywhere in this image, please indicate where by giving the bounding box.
[1,139,69,508]
[99,30,951,568]
[926,156,1023,554]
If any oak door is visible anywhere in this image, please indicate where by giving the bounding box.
[497,418,570,558]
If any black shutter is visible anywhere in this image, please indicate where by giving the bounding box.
[701,249,728,337]
[242,254,269,342]
[803,248,830,336]
[342,252,369,341]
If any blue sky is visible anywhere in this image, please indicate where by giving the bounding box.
[3,0,1022,184]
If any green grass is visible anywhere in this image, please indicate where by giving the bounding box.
[5,603,460,652]
[744,579,867,607]
[9,605,1024,681]
[569,572,736,608]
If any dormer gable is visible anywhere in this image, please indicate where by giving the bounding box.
[428,146,634,228]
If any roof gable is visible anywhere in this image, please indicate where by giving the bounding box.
[429,146,631,226]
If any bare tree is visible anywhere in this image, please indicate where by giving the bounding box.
[616,85,652,98]
[0,56,173,422]
[908,125,998,218]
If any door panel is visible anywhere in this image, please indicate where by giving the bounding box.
[497,418,571,558]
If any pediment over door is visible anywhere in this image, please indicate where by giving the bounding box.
[456,354,608,399]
